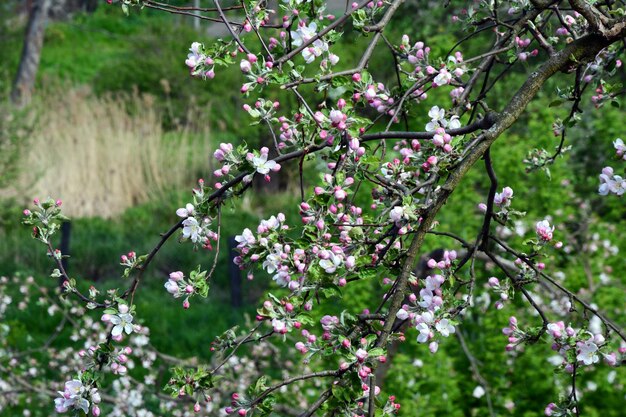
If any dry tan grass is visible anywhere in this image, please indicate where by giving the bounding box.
[8,86,214,218]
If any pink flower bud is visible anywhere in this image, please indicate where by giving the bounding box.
[356,348,368,361]
[488,277,500,287]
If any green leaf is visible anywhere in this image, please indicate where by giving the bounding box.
[368,348,385,357]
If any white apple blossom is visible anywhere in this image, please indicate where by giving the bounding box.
[418,310,435,324]
[164,280,180,297]
[329,109,344,124]
[416,323,431,343]
[272,270,291,287]
[426,106,446,131]
[235,228,256,247]
[319,252,342,273]
[240,59,252,73]
[272,318,286,333]
[599,166,626,196]
[301,39,328,64]
[291,22,318,47]
[448,115,461,130]
[259,215,282,233]
[614,138,625,159]
[263,251,282,274]
[577,340,599,365]
[389,206,407,223]
[185,42,204,69]
[536,220,554,241]
[435,318,455,337]
[433,68,452,86]
[54,380,94,414]
[252,153,277,175]
[176,203,195,218]
[396,308,409,320]
[472,385,486,398]
[110,312,134,337]
[182,217,203,243]
[418,290,435,309]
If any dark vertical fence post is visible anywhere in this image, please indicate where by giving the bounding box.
[228,237,242,308]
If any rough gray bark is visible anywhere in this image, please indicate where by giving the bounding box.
[11,0,51,107]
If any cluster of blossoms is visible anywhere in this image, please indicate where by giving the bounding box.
[478,186,514,216]
[101,303,136,341]
[501,316,526,352]
[54,379,102,416]
[291,21,334,64]
[292,313,399,415]
[213,143,287,186]
[351,72,398,116]
[244,147,281,182]
[301,198,366,248]
[598,167,626,196]
[535,219,555,242]
[380,152,417,180]
[242,98,280,120]
[239,53,275,93]
[256,295,302,336]
[399,35,431,72]
[487,277,512,310]
[614,138,626,160]
[314,99,352,132]
[502,316,623,370]
[425,106,461,132]
[79,345,133,376]
[176,202,218,248]
[119,251,138,268]
[545,321,621,369]
[388,201,418,235]
[396,251,458,353]
[599,139,626,196]
[514,36,538,61]
[399,32,466,93]
[233,213,308,288]
[314,174,355,203]
[293,314,337,358]
[423,106,462,154]
[185,42,217,79]
[164,271,194,309]
[433,52,466,88]
[494,186,514,209]
[554,12,584,38]
[213,142,249,186]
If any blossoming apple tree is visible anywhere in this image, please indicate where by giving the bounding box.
[7,0,626,416]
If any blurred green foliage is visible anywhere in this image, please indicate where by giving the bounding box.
[1,2,625,416]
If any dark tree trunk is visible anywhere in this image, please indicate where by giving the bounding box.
[11,0,51,107]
